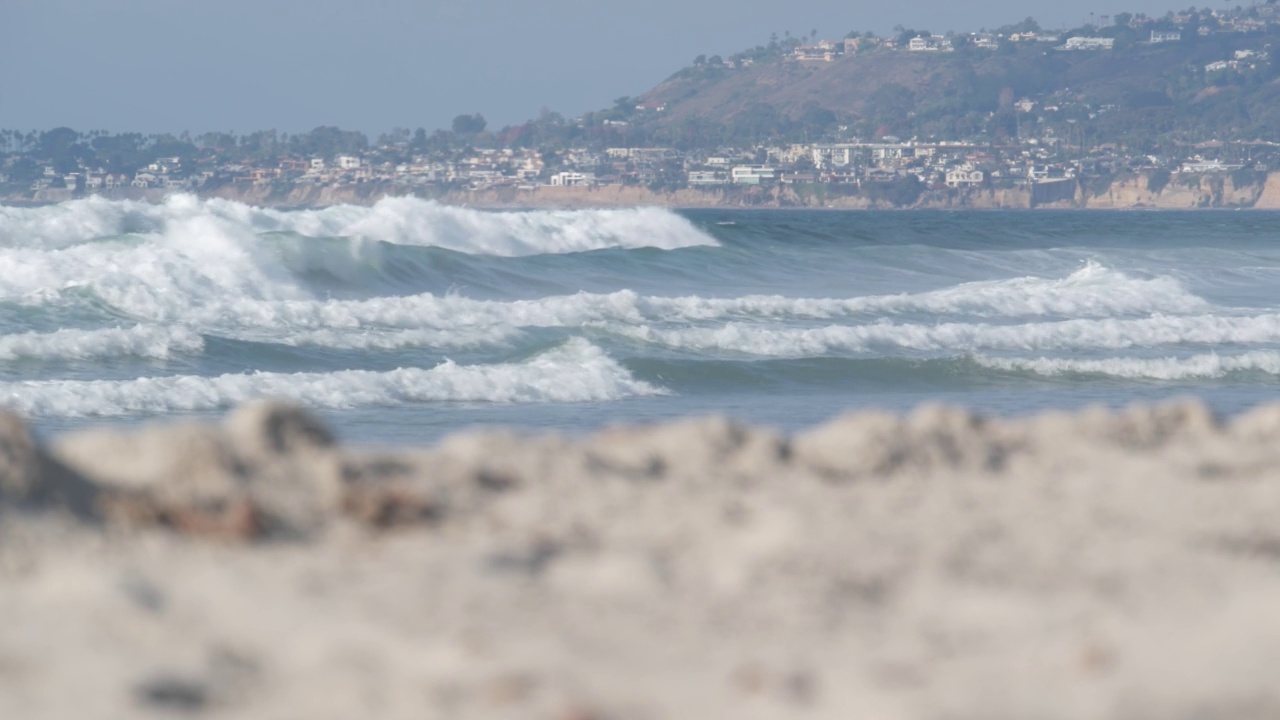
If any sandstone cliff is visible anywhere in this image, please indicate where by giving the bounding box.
[12,172,1280,210]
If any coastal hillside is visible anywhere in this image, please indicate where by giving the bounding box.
[622,11,1280,146]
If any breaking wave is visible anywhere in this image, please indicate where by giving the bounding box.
[606,313,1280,356]
[0,325,203,362]
[0,194,718,256]
[3,266,1212,338]
[975,351,1280,380]
[0,339,663,417]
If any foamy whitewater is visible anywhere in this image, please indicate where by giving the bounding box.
[3,194,1280,441]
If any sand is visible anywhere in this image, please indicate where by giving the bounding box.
[3,399,1280,719]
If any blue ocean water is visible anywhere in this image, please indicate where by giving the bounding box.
[2,195,1279,444]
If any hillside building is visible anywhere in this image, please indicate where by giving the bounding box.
[1063,37,1115,50]
[731,166,778,184]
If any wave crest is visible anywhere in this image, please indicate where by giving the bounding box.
[975,351,1280,380]
[0,339,663,417]
[0,325,203,362]
[0,194,718,256]
[606,313,1280,356]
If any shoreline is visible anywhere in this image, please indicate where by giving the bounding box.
[5,169,1280,210]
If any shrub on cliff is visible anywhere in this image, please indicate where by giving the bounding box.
[1231,168,1267,190]
[1147,169,1171,194]
[860,176,924,207]
[1087,173,1116,198]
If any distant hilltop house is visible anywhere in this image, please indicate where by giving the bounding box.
[970,33,1000,50]
[1203,50,1265,73]
[1150,30,1182,43]
[791,40,841,62]
[1062,37,1115,51]
[1008,32,1059,43]
[1223,18,1268,32]
[907,35,953,52]
[842,36,882,54]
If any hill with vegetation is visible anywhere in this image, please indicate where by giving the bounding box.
[600,8,1280,153]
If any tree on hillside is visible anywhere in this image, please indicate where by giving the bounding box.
[730,103,784,143]
[895,27,928,46]
[411,128,429,151]
[289,126,369,158]
[7,157,40,183]
[92,133,147,174]
[36,127,101,173]
[799,103,838,140]
[451,113,487,135]
[996,17,1041,35]
[378,127,412,147]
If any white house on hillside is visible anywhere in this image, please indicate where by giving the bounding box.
[549,171,595,187]
[908,36,953,52]
[1063,37,1115,50]
[946,166,984,188]
[731,166,778,184]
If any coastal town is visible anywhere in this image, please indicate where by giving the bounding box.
[5,4,1280,207]
[3,131,1271,201]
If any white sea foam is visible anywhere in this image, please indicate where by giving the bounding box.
[266,325,524,351]
[0,194,718,256]
[605,313,1280,356]
[975,351,1280,380]
[0,200,1214,339]
[95,262,1211,345]
[0,339,663,417]
[0,195,307,308]
[635,262,1207,319]
[0,325,203,362]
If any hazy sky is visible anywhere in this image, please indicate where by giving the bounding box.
[4,0,1197,136]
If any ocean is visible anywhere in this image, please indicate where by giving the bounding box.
[2,194,1279,444]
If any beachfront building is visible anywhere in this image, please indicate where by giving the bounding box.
[731,165,778,184]
[688,170,729,185]
[945,166,985,188]
[811,144,857,169]
[549,171,596,187]
[1180,159,1244,173]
